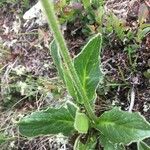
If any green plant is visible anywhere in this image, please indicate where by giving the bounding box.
[82,0,91,10]
[136,25,150,43]
[0,133,15,145]
[0,133,7,145]
[15,0,150,149]
[0,0,21,7]
[52,0,83,24]
[82,0,104,10]
[22,0,30,10]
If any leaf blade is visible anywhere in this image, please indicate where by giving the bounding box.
[96,108,150,144]
[18,105,76,137]
[74,34,103,103]
[99,134,125,150]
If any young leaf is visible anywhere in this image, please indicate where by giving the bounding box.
[18,105,76,137]
[74,33,103,103]
[96,108,150,144]
[138,141,150,150]
[74,111,89,134]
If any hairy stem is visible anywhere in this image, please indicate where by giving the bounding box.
[40,0,97,122]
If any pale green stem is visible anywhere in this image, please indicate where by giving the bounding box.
[40,0,97,122]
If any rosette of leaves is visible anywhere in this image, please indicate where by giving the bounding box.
[17,0,150,149]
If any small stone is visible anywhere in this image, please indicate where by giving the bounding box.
[23,1,47,26]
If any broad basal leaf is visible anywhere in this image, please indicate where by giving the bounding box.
[138,141,150,150]
[74,33,103,103]
[96,108,150,144]
[18,104,76,137]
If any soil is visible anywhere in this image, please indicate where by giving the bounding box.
[0,0,150,150]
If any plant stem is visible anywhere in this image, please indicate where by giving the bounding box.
[40,0,97,122]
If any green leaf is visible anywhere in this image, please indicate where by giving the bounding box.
[137,27,150,42]
[144,69,150,79]
[104,143,125,150]
[67,102,77,118]
[50,40,80,102]
[18,105,76,137]
[63,69,81,101]
[82,0,91,10]
[96,108,150,144]
[74,139,86,150]
[95,6,105,25]
[74,111,89,134]
[100,134,125,150]
[141,27,150,37]
[50,34,103,104]
[74,135,97,150]
[0,133,7,145]
[50,40,64,81]
[138,141,150,150]
[0,133,14,145]
[74,33,103,103]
